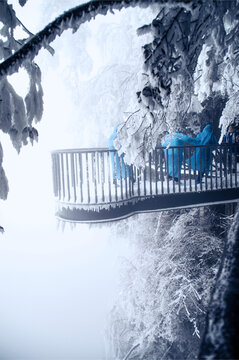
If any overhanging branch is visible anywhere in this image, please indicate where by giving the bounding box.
[0,0,192,77]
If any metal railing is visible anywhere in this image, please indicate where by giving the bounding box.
[51,144,239,208]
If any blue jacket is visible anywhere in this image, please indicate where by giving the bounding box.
[162,132,199,178]
[189,124,218,174]
[108,124,128,179]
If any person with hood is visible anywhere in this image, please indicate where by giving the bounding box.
[188,124,218,183]
[108,124,129,182]
[162,131,200,181]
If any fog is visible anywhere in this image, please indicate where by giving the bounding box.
[0,115,132,360]
[0,1,138,358]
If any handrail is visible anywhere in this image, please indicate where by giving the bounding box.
[52,143,239,154]
[51,147,110,154]
[51,144,239,222]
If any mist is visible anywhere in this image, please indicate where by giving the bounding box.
[0,1,139,358]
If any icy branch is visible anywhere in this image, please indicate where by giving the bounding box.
[0,0,193,78]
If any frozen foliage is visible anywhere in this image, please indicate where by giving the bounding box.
[0,0,191,78]
[199,205,239,360]
[0,0,43,199]
[107,208,228,360]
[115,0,239,166]
[0,0,191,199]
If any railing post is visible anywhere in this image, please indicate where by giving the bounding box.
[166,148,169,194]
[113,152,118,202]
[119,155,123,200]
[65,152,71,201]
[128,165,132,198]
[205,145,208,190]
[199,147,202,191]
[188,147,192,192]
[51,153,58,197]
[85,152,90,203]
[177,147,181,193]
[107,151,112,203]
[210,146,213,190]
[229,144,233,187]
[214,147,217,190]
[235,144,238,188]
[143,166,146,196]
[183,147,186,192]
[149,152,152,196]
[154,150,158,195]
[137,167,141,197]
[194,148,197,192]
[132,165,135,197]
[70,153,76,203]
[219,145,223,189]
[226,144,228,189]
[159,148,164,194]
[172,148,175,193]
[60,153,65,200]
[101,152,105,203]
[92,152,98,204]
[78,152,83,202]
[56,153,61,200]
[125,159,128,200]
[97,152,100,184]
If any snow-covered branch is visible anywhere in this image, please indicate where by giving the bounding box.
[0,0,193,78]
[115,0,239,166]
[108,208,227,359]
[199,205,239,359]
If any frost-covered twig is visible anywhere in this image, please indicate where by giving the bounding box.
[123,343,140,360]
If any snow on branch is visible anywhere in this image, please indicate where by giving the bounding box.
[114,0,239,167]
[199,205,239,359]
[0,0,193,78]
[108,209,226,359]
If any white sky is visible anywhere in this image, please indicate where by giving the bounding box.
[0,1,142,359]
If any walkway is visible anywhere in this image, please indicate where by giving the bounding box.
[51,144,239,222]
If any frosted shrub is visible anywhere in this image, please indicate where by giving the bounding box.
[108,207,227,360]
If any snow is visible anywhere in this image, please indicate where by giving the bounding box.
[0,2,159,359]
[0,0,238,358]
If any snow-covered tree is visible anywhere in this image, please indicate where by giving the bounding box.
[0,0,43,199]
[107,208,231,359]
[1,0,239,184]
[0,1,238,358]
[114,0,239,165]
[199,204,239,360]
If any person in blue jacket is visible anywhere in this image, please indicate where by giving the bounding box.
[108,124,129,181]
[189,124,218,183]
[162,132,200,181]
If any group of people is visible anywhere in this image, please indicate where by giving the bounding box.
[109,122,239,184]
[162,124,218,184]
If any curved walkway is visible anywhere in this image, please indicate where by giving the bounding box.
[51,145,239,223]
